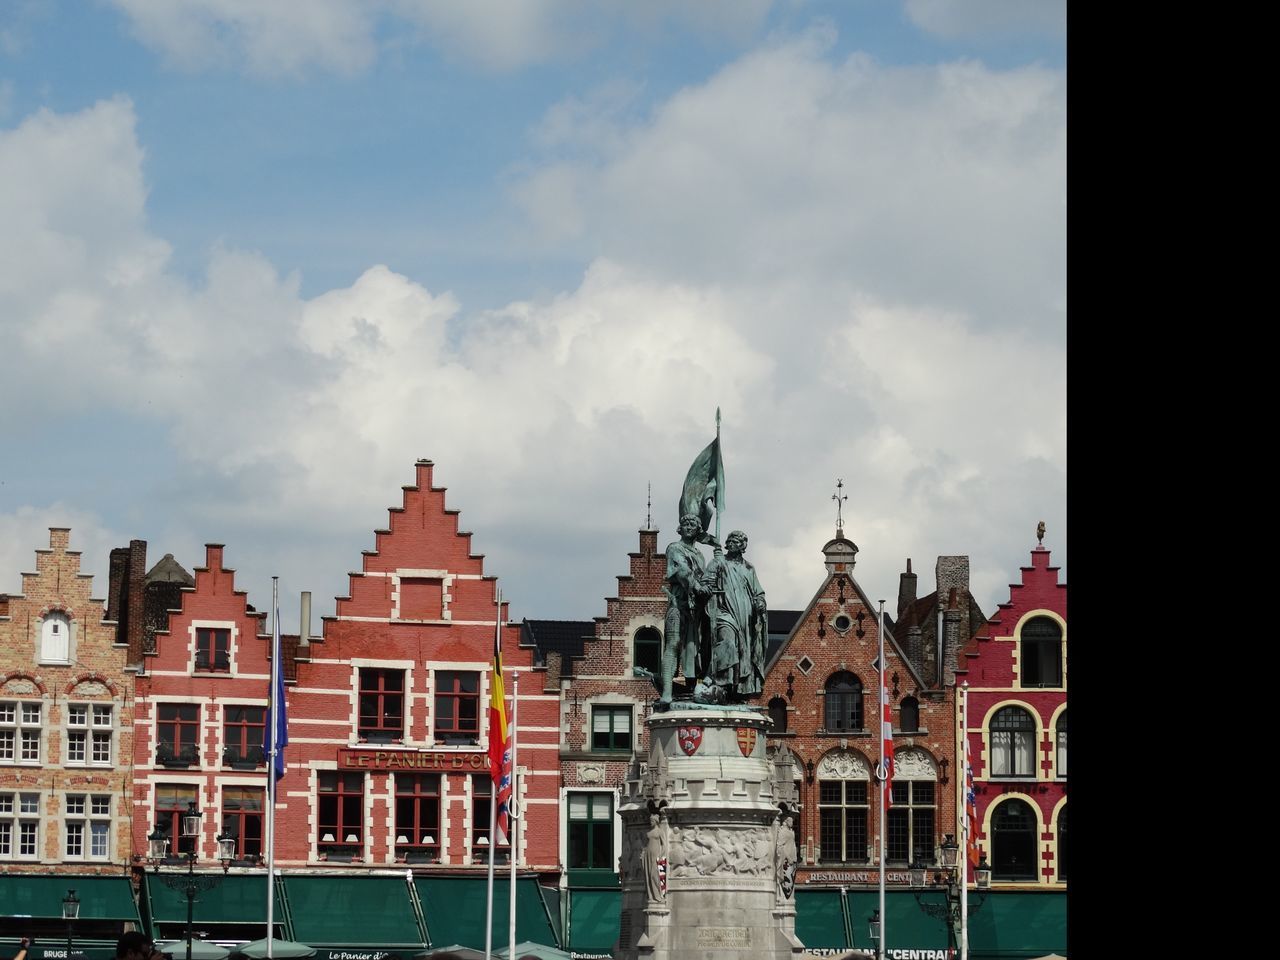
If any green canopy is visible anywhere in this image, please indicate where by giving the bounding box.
[967,891,1067,959]
[281,875,426,950]
[414,876,558,951]
[0,875,140,922]
[144,874,273,925]
[564,889,618,955]
[794,889,850,951]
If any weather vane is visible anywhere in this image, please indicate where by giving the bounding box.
[832,479,847,533]
[646,482,653,530]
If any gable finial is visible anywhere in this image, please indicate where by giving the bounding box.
[646,482,653,530]
[832,479,848,535]
[1036,520,1046,546]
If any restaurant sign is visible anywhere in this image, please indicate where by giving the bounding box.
[338,747,488,771]
[801,870,912,884]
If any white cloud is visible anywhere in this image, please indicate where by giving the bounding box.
[903,0,1066,39]
[0,22,1065,622]
[108,0,775,75]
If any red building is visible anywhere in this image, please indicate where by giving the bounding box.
[955,529,1067,887]
[132,460,561,879]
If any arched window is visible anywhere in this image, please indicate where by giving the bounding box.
[633,627,662,676]
[767,696,788,734]
[1056,711,1067,777]
[991,798,1037,881]
[989,707,1036,777]
[40,612,71,663]
[1057,805,1068,882]
[899,696,920,733]
[823,672,863,731]
[816,750,870,864]
[1020,617,1062,687]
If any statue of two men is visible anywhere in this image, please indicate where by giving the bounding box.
[660,515,767,703]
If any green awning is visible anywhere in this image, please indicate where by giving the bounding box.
[144,873,273,925]
[967,891,1067,959]
[415,877,559,952]
[843,891,950,955]
[25,945,120,960]
[565,889,618,954]
[0,875,140,922]
[282,875,426,949]
[794,889,850,950]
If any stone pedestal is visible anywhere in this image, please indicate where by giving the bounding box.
[615,705,804,960]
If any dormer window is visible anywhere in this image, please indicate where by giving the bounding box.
[40,612,71,663]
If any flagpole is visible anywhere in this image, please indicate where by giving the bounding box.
[960,682,970,960]
[266,578,279,960]
[485,587,501,960]
[508,671,519,953]
[877,599,886,960]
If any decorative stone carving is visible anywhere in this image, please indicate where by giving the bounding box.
[71,680,109,697]
[1,677,37,695]
[577,762,606,784]
[816,749,871,781]
[893,746,938,780]
[775,811,798,901]
[644,811,670,903]
[669,824,771,878]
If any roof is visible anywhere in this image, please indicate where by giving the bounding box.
[146,552,194,585]
[521,619,596,661]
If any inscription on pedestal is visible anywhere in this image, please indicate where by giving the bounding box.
[695,927,752,949]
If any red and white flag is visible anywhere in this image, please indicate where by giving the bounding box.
[879,660,895,808]
[965,731,979,868]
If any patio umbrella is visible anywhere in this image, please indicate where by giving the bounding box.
[496,943,571,960]
[417,948,485,960]
[157,941,231,960]
[228,939,315,960]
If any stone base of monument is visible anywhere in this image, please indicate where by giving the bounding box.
[615,704,805,960]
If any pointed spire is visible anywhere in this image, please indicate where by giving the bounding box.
[831,478,848,535]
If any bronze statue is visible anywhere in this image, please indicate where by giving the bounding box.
[703,530,767,699]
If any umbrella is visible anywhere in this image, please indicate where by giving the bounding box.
[497,944,571,960]
[228,939,315,960]
[418,948,485,960]
[157,941,231,960]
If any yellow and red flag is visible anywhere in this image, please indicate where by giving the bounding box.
[487,627,512,842]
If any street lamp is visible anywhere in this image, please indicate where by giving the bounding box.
[908,835,988,955]
[868,909,880,955]
[148,803,238,960]
[62,889,80,958]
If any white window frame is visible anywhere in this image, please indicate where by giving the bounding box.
[0,791,41,860]
[0,700,41,766]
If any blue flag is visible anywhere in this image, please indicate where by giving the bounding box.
[263,593,289,781]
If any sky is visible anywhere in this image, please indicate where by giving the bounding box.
[0,0,1066,630]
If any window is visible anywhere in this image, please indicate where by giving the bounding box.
[887,781,936,865]
[223,706,266,767]
[568,792,614,870]
[41,612,71,662]
[195,628,231,672]
[0,792,41,859]
[1057,806,1068,882]
[989,706,1036,777]
[65,794,111,860]
[157,704,201,765]
[471,775,509,862]
[633,627,662,676]
[899,696,920,733]
[395,774,441,862]
[1020,617,1062,687]
[221,787,264,860]
[591,705,632,752]
[1056,712,1067,777]
[991,798,1038,881]
[358,669,405,742]
[1,701,41,764]
[767,696,789,734]
[819,779,868,863]
[823,672,863,731]
[434,671,480,744]
[399,577,444,620]
[317,772,364,856]
[67,703,113,766]
[155,784,198,857]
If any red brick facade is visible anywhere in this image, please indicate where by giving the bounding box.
[763,530,959,890]
[0,528,135,873]
[956,538,1066,888]
[131,460,561,877]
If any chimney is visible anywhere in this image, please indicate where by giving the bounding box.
[942,587,962,687]
[935,556,970,685]
[897,558,918,620]
[299,591,312,648]
[124,540,148,664]
[108,547,131,635]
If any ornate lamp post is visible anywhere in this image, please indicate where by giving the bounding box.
[61,889,80,958]
[909,834,990,956]
[148,802,237,960]
[868,909,880,955]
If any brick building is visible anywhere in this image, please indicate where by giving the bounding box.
[956,530,1067,887]
[0,528,143,949]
